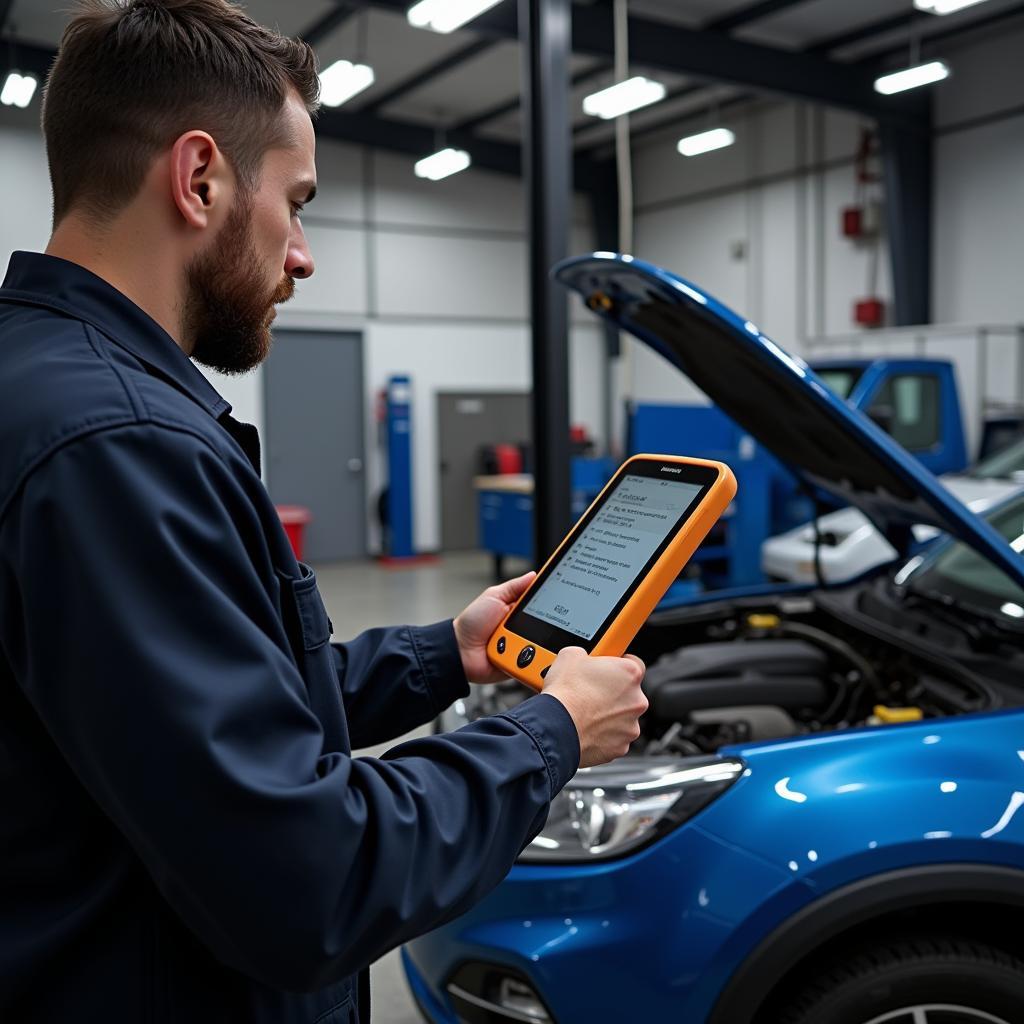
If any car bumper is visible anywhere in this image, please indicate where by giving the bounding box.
[402,823,802,1024]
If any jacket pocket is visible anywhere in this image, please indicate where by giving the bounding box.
[277,562,333,653]
[312,992,355,1024]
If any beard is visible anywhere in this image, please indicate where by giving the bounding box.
[184,193,294,375]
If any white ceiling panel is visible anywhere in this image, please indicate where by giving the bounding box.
[238,0,336,39]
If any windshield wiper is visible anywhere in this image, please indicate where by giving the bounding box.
[899,584,1023,645]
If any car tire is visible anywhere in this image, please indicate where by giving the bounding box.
[775,935,1024,1024]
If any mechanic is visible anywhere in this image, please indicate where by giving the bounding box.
[0,1,648,1021]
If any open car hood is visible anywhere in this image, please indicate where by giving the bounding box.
[555,253,1024,587]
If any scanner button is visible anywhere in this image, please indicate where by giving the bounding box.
[517,646,536,669]
[540,666,549,680]
[496,636,506,654]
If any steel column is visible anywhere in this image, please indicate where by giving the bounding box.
[520,0,572,563]
[879,109,933,326]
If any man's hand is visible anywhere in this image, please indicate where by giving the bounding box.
[453,571,536,684]
[542,647,648,768]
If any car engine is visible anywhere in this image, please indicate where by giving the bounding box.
[443,579,1023,757]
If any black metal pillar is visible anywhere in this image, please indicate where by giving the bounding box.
[588,161,621,453]
[520,0,573,563]
[879,103,933,326]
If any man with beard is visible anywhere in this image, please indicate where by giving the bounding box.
[0,2,648,1023]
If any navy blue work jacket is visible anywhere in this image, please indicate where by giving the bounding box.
[0,252,580,1024]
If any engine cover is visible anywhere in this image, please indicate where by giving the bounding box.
[644,639,831,720]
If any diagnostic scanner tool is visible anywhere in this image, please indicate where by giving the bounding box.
[488,454,737,690]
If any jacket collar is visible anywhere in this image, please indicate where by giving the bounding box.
[0,250,231,420]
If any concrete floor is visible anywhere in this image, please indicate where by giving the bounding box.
[313,551,520,1024]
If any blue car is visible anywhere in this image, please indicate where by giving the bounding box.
[403,255,1024,1024]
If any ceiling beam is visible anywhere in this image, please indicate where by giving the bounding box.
[453,60,609,134]
[358,37,495,115]
[315,105,604,189]
[706,0,812,34]
[360,0,925,127]
[299,3,359,47]
[809,1,1024,57]
[4,39,54,79]
[870,0,1024,61]
[570,5,927,127]
[0,0,17,38]
[807,13,919,56]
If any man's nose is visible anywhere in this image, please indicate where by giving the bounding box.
[285,224,314,280]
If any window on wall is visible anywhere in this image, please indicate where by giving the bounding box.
[867,374,941,452]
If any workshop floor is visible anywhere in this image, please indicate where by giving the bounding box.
[313,550,525,1023]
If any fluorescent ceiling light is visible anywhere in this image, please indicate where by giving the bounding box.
[914,0,990,13]
[407,0,503,33]
[676,127,735,157]
[414,147,471,181]
[582,76,667,120]
[1,72,37,109]
[318,60,375,108]
[874,60,950,95]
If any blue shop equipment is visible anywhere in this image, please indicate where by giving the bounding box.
[383,374,415,561]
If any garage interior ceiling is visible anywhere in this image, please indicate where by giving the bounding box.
[3,0,1024,175]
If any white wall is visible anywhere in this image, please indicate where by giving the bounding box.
[932,21,1024,325]
[624,18,1024,408]
[627,100,893,408]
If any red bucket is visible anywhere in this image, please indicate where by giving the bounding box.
[276,505,312,561]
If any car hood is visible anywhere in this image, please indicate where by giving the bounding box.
[554,253,1024,588]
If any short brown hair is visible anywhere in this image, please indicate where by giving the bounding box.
[42,0,320,226]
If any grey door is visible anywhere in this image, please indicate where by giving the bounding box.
[264,329,366,562]
[438,392,530,551]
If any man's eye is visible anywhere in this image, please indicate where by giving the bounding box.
[291,203,305,217]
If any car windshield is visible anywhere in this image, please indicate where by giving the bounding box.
[814,365,864,401]
[972,437,1024,481]
[906,493,1024,623]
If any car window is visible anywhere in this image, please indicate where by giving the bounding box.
[868,374,941,451]
[909,496,1024,620]
[815,366,864,400]
[973,438,1024,480]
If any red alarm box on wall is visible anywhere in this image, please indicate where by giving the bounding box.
[854,298,885,328]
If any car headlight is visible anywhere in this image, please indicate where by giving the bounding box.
[519,756,745,862]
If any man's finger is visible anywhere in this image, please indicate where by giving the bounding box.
[489,570,536,605]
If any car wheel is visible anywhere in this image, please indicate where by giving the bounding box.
[776,936,1024,1024]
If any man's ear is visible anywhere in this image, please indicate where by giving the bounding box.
[169,130,231,230]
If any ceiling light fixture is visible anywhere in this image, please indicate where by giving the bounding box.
[414,147,471,181]
[676,127,735,157]
[874,60,950,94]
[407,0,504,34]
[914,0,990,14]
[318,60,375,108]
[1,71,37,108]
[582,76,666,120]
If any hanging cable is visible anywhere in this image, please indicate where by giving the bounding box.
[613,0,635,437]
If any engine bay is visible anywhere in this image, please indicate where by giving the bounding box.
[449,579,1024,757]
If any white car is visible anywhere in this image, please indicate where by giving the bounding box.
[762,438,1024,583]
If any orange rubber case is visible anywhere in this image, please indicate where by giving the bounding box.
[487,454,737,690]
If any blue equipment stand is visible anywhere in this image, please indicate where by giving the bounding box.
[383,375,416,561]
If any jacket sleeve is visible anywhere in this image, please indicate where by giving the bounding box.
[1,423,580,992]
[331,620,469,749]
